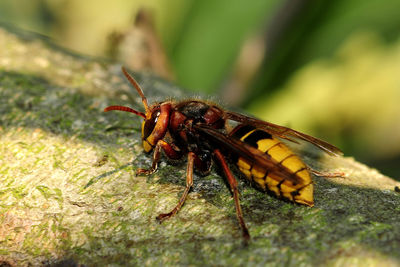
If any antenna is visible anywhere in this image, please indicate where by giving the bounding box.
[104,105,146,119]
[121,66,151,118]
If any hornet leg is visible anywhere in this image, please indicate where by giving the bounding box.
[157,151,195,222]
[307,167,345,178]
[214,149,250,241]
[136,140,181,176]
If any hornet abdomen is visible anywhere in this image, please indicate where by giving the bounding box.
[230,125,314,206]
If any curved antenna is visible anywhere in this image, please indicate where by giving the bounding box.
[121,66,151,118]
[104,105,146,119]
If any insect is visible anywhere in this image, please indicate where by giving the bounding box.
[104,67,343,240]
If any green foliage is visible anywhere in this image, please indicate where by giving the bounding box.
[249,0,400,103]
[171,0,278,93]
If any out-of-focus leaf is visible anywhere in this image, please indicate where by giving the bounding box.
[249,0,400,104]
[171,0,279,93]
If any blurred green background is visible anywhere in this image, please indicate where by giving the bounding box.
[1,0,399,179]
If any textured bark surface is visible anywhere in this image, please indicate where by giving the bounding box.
[1,25,400,267]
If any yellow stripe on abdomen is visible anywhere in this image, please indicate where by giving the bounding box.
[239,129,256,142]
[281,155,305,174]
[266,143,291,162]
[256,138,280,153]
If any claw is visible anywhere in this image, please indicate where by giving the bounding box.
[136,168,156,176]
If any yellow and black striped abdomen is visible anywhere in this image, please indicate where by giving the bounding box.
[230,125,314,206]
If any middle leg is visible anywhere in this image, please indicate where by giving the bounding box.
[157,151,195,222]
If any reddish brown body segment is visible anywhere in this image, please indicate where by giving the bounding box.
[103,67,343,240]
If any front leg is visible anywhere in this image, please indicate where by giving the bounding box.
[136,139,181,176]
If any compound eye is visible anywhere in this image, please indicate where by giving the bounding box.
[142,109,160,139]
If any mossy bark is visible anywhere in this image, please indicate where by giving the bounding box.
[1,24,400,267]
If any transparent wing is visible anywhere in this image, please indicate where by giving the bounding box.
[226,111,342,156]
